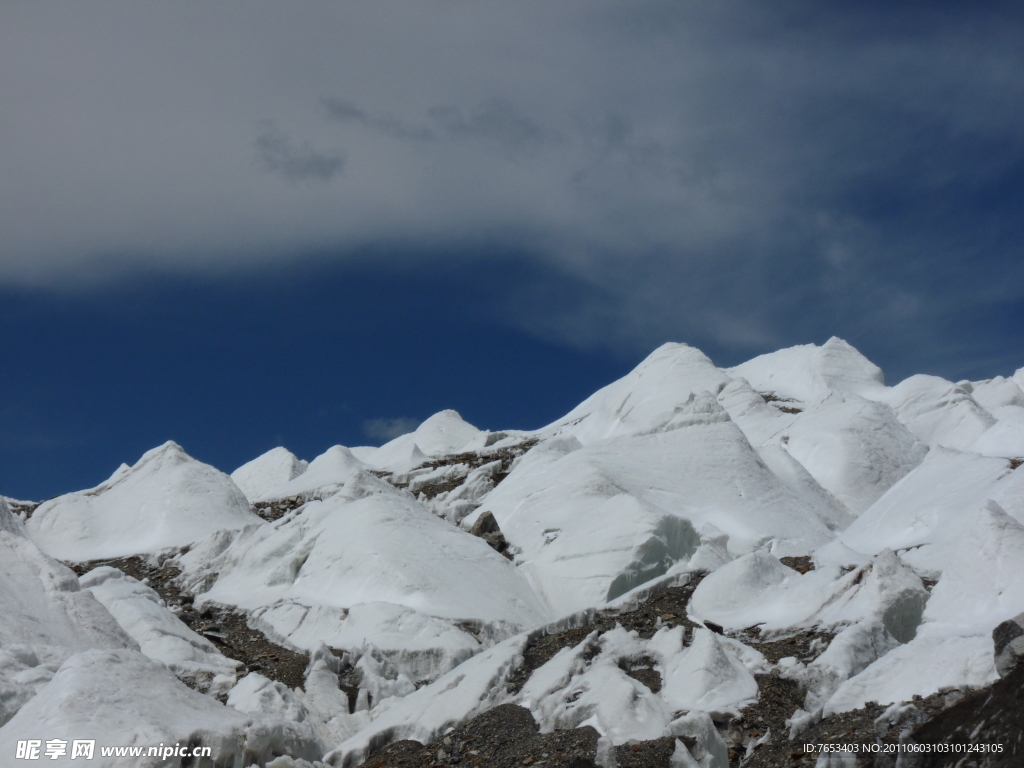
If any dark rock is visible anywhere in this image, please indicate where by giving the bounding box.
[470,510,509,553]
[704,620,724,635]
[7,499,40,519]
[779,555,815,574]
[364,703,600,767]
[909,661,1024,766]
[993,611,1024,677]
[63,554,309,690]
[618,656,662,693]
[470,510,501,536]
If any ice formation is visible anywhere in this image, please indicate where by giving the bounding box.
[3,338,1022,765]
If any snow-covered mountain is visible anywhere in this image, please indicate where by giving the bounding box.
[3,338,1023,767]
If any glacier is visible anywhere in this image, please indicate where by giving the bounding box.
[2,338,1023,767]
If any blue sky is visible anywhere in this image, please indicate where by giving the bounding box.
[2,2,1022,499]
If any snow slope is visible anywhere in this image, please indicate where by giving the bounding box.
[26,442,261,561]
[540,343,733,444]
[875,375,995,451]
[970,409,1024,458]
[6,337,1024,765]
[0,500,136,726]
[469,398,845,616]
[827,447,1024,578]
[179,478,548,628]
[822,501,1024,712]
[727,337,886,404]
[175,470,550,686]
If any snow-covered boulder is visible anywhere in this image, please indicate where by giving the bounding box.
[822,628,996,715]
[688,551,794,628]
[175,474,548,688]
[227,672,327,753]
[26,441,261,561]
[516,623,759,747]
[250,601,481,684]
[537,660,670,743]
[522,626,673,744]
[659,628,759,716]
[231,447,309,503]
[690,549,927,642]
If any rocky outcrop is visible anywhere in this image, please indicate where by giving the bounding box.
[470,510,508,554]
[993,611,1024,678]
[909,662,1024,767]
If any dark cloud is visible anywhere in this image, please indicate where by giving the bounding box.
[362,417,422,443]
[323,97,437,141]
[255,122,344,182]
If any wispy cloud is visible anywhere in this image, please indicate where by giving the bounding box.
[0,2,1021,371]
[323,97,549,154]
[362,417,421,443]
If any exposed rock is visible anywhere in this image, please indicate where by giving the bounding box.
[65,555,310,691]
[252,494,313,522]
[909,662,1024,767]
[993,611,1024,677]
[704,620,724,635]
[470,510,509,553]
[3,498,40,519]
[779,556,815,574]
[364,703,602,768]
